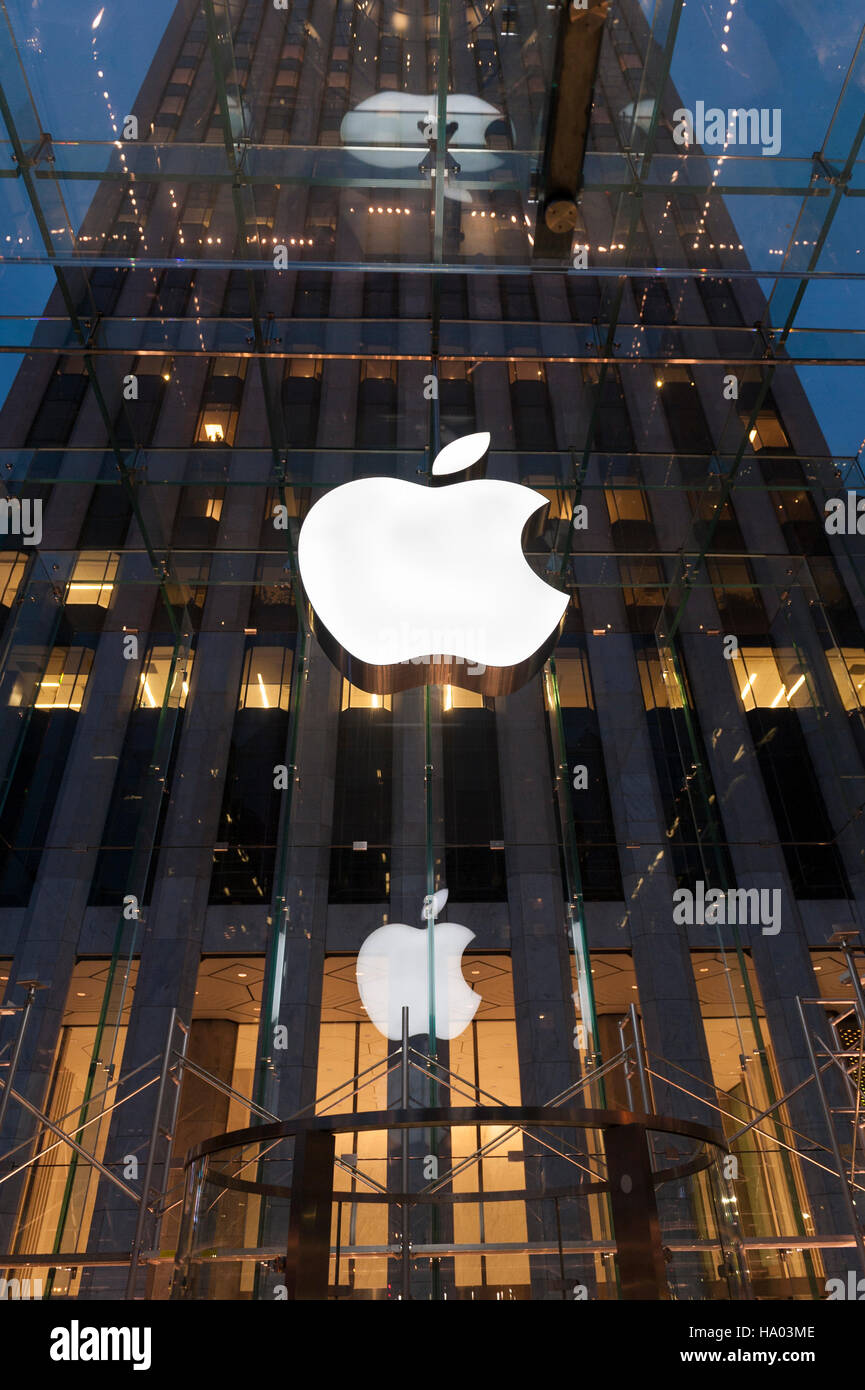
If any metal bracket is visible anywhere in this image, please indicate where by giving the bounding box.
[14,131,55,171]
[811,153,849,190]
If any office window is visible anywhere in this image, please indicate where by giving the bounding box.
[620,559,665,634]
[10,961,138,1296]
[636,642,734,891]
[509,362,556,451]
[66,552,118,609]
[707,558,768,634]
[556,645,623,900]
[194,358,247,445]
[0,644,94,905]
[237,646,292,711]
[658,368,714,455]
[357,360,397,450]
[728,647,850,898]
[329,689,393,903]
[281,358,322,448]
[438,360,476,442]
[582,366,634,453]
[26,357,88,446]
[209,644,293,905]
[136,644,192,711]
[89,660,189,906]
[0,553,27,610]
[442,705,506,901]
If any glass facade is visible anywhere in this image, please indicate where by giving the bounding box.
[0,0,864,1308]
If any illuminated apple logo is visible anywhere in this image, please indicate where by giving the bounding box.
[296,431,568,695]
[340,93,510,204]
[356,890,481,1040]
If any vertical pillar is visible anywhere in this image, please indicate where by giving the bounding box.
[605,1122,668,1300]
[285,1129,336,1301]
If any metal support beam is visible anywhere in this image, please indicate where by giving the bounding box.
[284,1129,336,1301]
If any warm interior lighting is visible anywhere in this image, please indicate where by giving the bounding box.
[786,674,806,699]
[739,673,756,698]
[204,422,225,442]
[770,685,786,708]
[443,685,453,711]
[256,673,269,708]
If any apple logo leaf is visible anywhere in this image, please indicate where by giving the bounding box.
[422,888,449,920]
[431,431,491,478]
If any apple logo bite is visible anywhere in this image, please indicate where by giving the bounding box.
[356,890,481,1040]
[296,431,568,696]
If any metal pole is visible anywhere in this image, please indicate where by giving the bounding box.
[400,1005,411,1301]
[618,1018,635,1110]
[125,1009,179,1299]
[0,983,37,1139]
[629,1003,653,1113]
[151,1018,189,1256]
[795,996,865,1277]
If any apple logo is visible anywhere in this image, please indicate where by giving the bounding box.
[339,92,512,202]
[296,431,569,695]
[356,890,481,1040]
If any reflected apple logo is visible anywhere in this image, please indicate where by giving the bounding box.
[356,890,481,1040]
[339,92,510,202]
[296,431,568,695]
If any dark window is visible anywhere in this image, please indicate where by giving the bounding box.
[748,708,850,899]
[89,707,181,905]
[637,642,735,892]
[443,708,507,901]
[281,364,322,448]
[561,705,622,900]
[510,365,556,451]
[697,278,743,327]
[586,369,634,453]
[209,706,291,905]
[356,366,397,450]
[26,364,88,446]
[660,373,714,455]
[329,704,393,902]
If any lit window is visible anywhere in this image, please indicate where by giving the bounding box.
[34,646,94,711]
[136,645,193,710]
[239,646,293,710]
[745,414,789,451]
[550,650,593,709]
[728,646,809,711]
[826,648,865,712]
[66,552,118,607]
[340,680,391,712]
[0,553,27,608]
[636,647,684,711]
[442,685,484,711]
[605,488,651,525]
